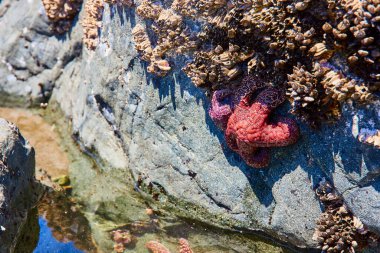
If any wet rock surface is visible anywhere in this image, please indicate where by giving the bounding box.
[0,118,41,253]
[1,0,380,251]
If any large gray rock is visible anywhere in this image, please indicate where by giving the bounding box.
[0,119,40,253]
[1,0,380,251]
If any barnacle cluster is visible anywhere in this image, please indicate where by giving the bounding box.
[129,0,379,126]
[82,0,133,49]
[286,64,327,125]
[313,179,378,252]
[41,0,83,33]
[133,1,197,76]
[322,0,380,82]
[182,44,254,88]
[81,0,105,49]
[286,62,374,125]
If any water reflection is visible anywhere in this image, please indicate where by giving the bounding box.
[35,192,97,253]
[34,217,84,253]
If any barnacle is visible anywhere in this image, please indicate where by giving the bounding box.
[308,43,333,61]
[152,9,197,55]
[136,0,163,19]
[183,44,253,87]
[132,24,153,61]
[81,0,105,50]
[132,24,172,76]
[134,4,198,76]
[105,0,133,6]
[82,0,133,50]
[322,0,380,85]
[319,64,373,103]
[170,0,197,17]
[287,61,374,126]
[286,64,325,125]
[41,0,83,33]
[313,179,379,252]
[358,129,380,148]
[287,65,319,108]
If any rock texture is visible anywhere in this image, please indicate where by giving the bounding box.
[0,118,41,253]
[1,0,380,252]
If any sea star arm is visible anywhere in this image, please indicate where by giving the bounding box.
[209,89,233,129]
[237,140,270,168]
[253,117,300,147]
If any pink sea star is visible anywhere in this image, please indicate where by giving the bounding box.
[225,86,300,168]
[146,238,193,253]
[208,75,267,130]
[146,241,171,253]
[178,238,193,253]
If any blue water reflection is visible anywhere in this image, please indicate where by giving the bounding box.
[33,217,84,253]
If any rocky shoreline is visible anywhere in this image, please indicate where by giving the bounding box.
[0,119,42,252]
[1,0,380,252]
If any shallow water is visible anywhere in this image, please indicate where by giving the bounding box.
[34,217,84,253]
[0,107,291,253]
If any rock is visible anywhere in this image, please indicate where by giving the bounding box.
[0,0,82,107]
[1,0,380,252]
[0,118,42,252]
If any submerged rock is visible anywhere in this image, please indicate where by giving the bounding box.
[0,118,42,252]
[0,0,380,252]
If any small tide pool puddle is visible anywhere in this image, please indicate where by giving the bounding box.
[1,107,291,253]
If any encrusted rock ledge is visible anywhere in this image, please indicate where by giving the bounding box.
[1,0,380,252]
[0,119,42,253]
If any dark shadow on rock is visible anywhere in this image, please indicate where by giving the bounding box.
[124,6,136,27]
[13,208,40,253]
[116,5,125,25]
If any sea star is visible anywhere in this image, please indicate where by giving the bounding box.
[225,86,299,168]
[178,238,193,253]
[208,75,268,130]
[146,238,193,253]
[146,241,171,253]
